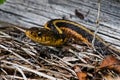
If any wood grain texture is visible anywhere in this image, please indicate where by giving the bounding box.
[0,0,120,48]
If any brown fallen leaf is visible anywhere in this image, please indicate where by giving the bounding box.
[73,65,87,80]
[98,55,120,73]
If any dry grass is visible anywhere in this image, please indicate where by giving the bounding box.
[0,25,120,80]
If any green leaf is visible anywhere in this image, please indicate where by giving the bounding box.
[0,0,6,4]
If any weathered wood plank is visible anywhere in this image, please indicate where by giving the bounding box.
[0,0,120,48]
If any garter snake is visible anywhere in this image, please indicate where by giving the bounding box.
[44,19,105,47]
[15,19,120,55]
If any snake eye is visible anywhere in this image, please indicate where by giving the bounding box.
[38,32,42,36]
[30,32,33,34]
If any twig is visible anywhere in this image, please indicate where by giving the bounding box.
[39,56,76,76]
[92,0,102,55]
[80,52,102,59]
[0,44,34,66]
[14,65,27,80]
[2,60,62,80]
[0,31,11,38]
[68,49,87,63]
[50,54,73,67]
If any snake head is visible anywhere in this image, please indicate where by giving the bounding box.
[25,27,67,46]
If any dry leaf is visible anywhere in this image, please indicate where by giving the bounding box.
[73,65,87,80]
[98,55,120,73]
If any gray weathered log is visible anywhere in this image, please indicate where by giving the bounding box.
[0,0,120,48]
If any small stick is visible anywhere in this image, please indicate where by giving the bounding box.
[13,26,26,33]
[92,0,101,52]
